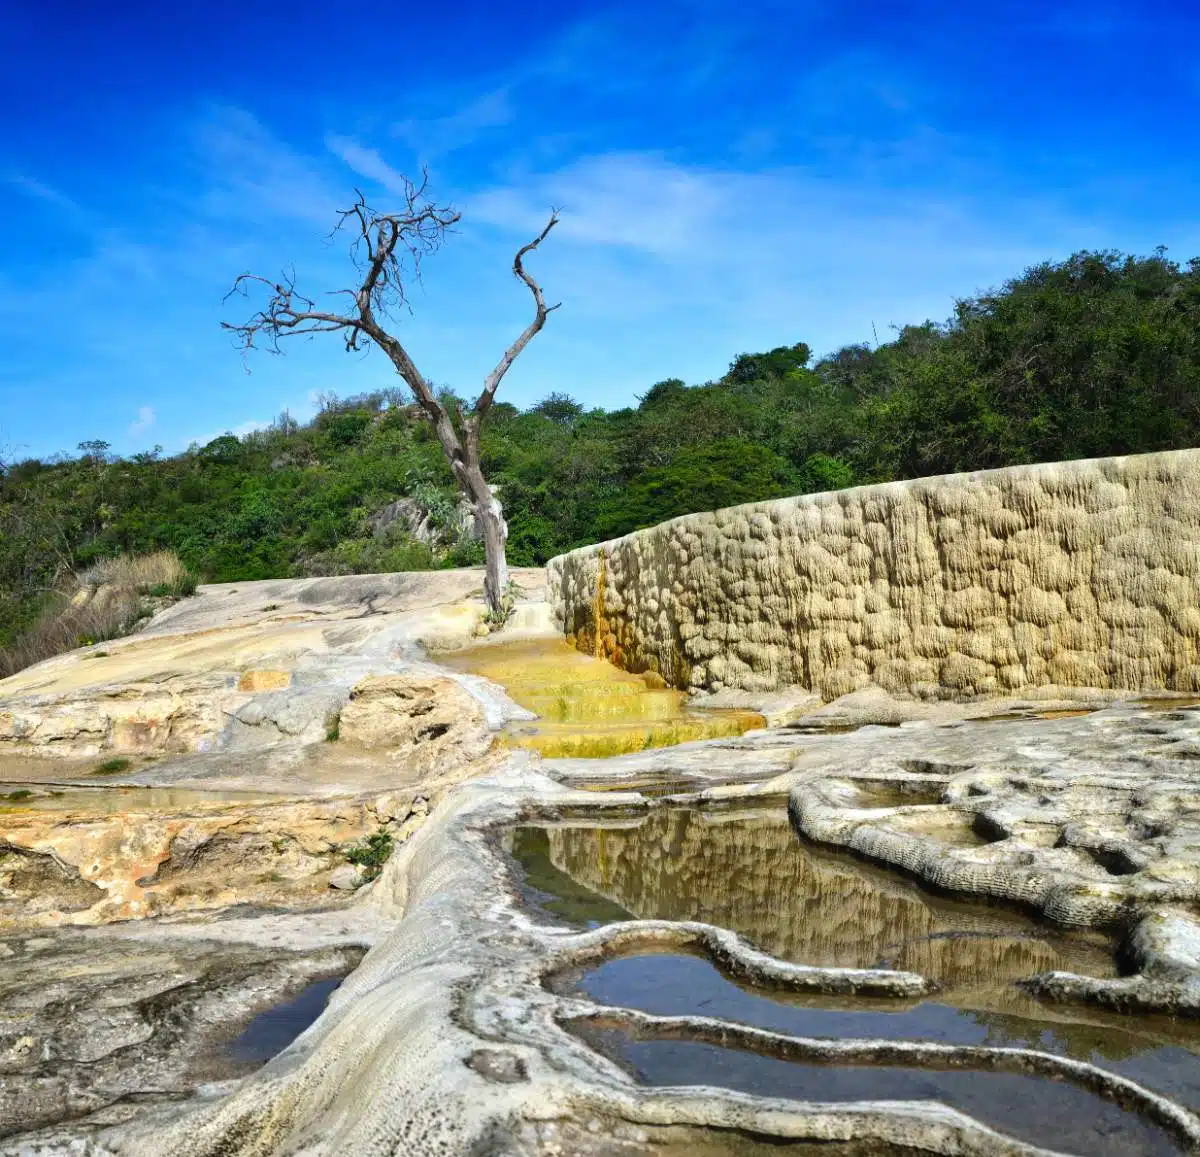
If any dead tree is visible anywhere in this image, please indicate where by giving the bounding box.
[223,173,559,617]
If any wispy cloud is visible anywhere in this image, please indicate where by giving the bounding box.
[461,147,1101,368]
[470,153,728,258]
[392,88,515,161]
[4,173,86,217]
[129,405,156,435]
[325,135,432,202]
[194,105,340,226]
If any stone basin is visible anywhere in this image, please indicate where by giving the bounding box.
[12,569,1200,1155]
[511,805,1119,1002]
[438,637,764,758]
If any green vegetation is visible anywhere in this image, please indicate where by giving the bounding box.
[344,827,394,881]
[93,757,132,775]
[3,248,1199,655]
[480,580,521,630]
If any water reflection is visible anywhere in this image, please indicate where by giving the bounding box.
[511,805,1200,1152]
[0,783,274,813]
[512,805,1115,993]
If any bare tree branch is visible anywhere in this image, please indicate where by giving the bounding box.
[221,273,363,354]
[469,211,562,438]
[222,172,558,615]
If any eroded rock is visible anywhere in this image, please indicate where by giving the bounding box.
[339,673,490,761]
[0,927,363,1140]
[550,449,1200,699]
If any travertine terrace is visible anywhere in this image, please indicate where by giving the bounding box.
[27,701,1200,1157]
[8,457,1200,1156]
[549,449,1200,698]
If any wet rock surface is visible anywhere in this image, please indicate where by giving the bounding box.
[439,637,763,758]
[0,926,363,1139]
[10,568,1200,1154]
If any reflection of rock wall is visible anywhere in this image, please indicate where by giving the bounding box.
[548,450,1200,697]
[545,810,1111,985]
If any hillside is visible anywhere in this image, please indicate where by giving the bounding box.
[3,247,1199,652]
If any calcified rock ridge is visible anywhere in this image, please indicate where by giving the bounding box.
[8,552,1200,1155]
[0,570,546,1143]
[16,696,1200,1157]
[550,449,1200,698]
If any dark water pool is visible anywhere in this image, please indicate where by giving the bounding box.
[576,1024,1180,1157]
[562,952,1200,1110]
[511,804,1200,1155]
[225,976,343,1065]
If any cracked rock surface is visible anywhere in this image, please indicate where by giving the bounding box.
[19,694,1200,1157]
[8,569,1200,1155]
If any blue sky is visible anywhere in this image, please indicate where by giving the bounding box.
[2,0,1198,460]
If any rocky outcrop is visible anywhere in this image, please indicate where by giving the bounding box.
[339,673,490,764]
[0,790,428,931]
[0,570,546,932]
[549,449,1200,698]
[0,929,363,1139]
[0,568,544,759]
[370,494,481,546]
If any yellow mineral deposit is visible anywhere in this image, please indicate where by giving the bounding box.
[237,669,292,692]
[439,637,763,758]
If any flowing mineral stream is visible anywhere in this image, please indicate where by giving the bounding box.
[6,562,1200,1156]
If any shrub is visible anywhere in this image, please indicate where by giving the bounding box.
[82,549,191,594]
[344,827,394,881]
[0,551,198,679]
[481,580,520,629]
[94,757,131,775]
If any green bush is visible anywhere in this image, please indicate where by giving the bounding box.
[94,757,132,775]
[344,827,394,881]
[3,246,1199,649]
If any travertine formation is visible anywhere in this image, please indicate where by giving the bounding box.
[549,450,1200,697]
[338,673,490,760]
[0,789,428,930]
[0,568,545,759]
[27,733,1200,1157]
[9,564,1200,1155]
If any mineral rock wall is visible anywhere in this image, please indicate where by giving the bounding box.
[547,450,1200,698]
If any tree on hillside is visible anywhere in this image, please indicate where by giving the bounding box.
[223,172,559,615]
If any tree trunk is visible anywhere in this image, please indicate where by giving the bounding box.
[476,493,510,617]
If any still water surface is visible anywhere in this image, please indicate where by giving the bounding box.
[510,805,1200,1156]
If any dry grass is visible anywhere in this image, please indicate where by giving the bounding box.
[81,550,193,595]
[0,551,198,680]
